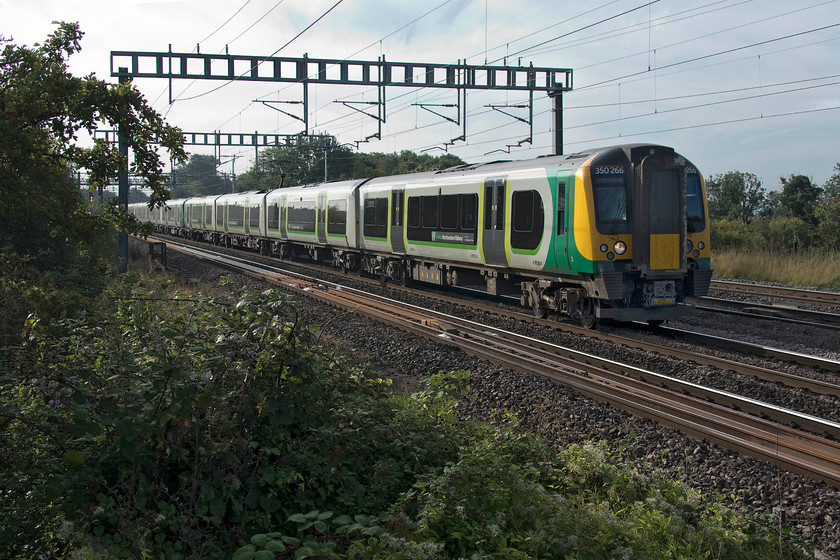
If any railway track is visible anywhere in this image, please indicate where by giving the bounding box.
[160,238,840,488]
[148,234,840,395]
[450,293,840,386]
[697,280,840,330]
[709,279,840,307]
[694,296,840,331]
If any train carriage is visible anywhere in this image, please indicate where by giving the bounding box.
[211,191,267,251]
[161,198,185,235]
[182,195,222,243]
[267,180,364,262]
[132,143,711,327]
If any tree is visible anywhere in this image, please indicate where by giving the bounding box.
[0,23,185,343]
[236,143,466,191]
[777,174,822,225]
[705,171,766,224]
[815,163,840,250]
[236,138,352,191]
[128,187,150,204]
[170,154,232,197]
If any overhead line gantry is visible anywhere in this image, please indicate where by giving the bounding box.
[110,50,573,154]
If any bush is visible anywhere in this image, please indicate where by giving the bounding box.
[0,278,465,558]
[757,216,813,252]
[710,219,764,251]
[330,436,808,560]
[2,276,812,559]
[711,216,815,254]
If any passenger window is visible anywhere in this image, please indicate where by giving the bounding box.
[440,195,458,230]
[461,193,477,230]
[511,189,544,251]
[513,190,535,232]
[557,181,566,235]
[422,196,438,229]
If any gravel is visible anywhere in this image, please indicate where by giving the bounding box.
[145,239,840,558]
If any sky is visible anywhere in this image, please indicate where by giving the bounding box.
[2,0,839,190]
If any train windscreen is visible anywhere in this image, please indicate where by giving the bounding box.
[686,169,705,232]
[592,167,630,234]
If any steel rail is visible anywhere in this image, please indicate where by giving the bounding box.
[157,235,840,392]
[709,280,840,307]
[164,240,840,487]
[656,325,840,373]
[694,296,840,330]
[447,294,840,389]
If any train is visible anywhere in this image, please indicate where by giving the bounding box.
[130,143,712,328]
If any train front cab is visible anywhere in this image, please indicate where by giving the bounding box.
[577,144,712,324]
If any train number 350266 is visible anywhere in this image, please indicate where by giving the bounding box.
[592,166,624,175]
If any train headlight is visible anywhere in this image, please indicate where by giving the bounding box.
[607,252,615,260]
[685,239,693,253]
[693,250,700,257]
[698,241,705,250]
[600,244,608,253]
[613,241,627,255]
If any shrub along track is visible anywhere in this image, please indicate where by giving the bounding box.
[139,236,840,557]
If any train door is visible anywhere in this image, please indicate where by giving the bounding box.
[554,176,571,271]
[390,188,406,253]
[280,195,288,239]
[482,177,508,266]
[317,192,327,243]
[244,199,252,235]
[635,156,685,272]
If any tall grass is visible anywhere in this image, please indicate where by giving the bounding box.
[711,248,840,288]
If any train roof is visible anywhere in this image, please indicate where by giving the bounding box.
[361,143,678,187]
[159,143,684,205]
[435,143,678,174]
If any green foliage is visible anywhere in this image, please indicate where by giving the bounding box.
[170,154,233,198]
[711,215,814,253]
[755,216,813,252]
[236,138,351,192]
[344,150,466,180]
[2,276,813,558]
[709,247,840,288]
[706,164,840,255]
[776,174,822,225]
[0,23,185,344]
[0,265,816,560]
[815,163,840,250]
[0,22,185,212]
[710,219,766,251]
[706,171,766,223]
[235,143,466,192]
[0,278,470,558]
[342,437,809,559]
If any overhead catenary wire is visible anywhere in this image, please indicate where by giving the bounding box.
[172,0,344,103]
[225,0,286,48]
[210,1,759,151]
[197,0,254,46]
[155,0,257,110]
[581,22,840,90]
[302,0,836,147]
[156,1,837,175]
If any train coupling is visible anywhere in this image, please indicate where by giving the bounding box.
[644,280,676,307]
